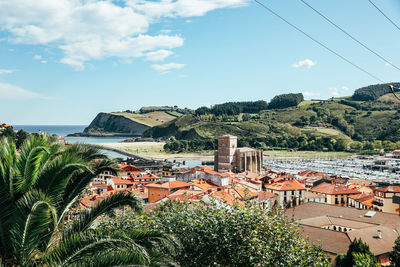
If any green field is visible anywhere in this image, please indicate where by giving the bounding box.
[111,111,180,127]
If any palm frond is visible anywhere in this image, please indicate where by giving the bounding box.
[10,190,57,265]
[57,158,118,225]
[34,153,91,205]
[43,231,149,266]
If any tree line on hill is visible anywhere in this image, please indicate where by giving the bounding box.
[195,93,304,116]
[351,82,400,101]
[164,135,400,153]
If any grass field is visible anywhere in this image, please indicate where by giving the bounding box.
[98,142,214,160]
[301,126,349,138]
[98,141,354,160]
[111,111,179,127]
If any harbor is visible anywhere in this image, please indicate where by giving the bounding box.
[264,155,400,185]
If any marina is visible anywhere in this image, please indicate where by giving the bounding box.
[264,156,400,185]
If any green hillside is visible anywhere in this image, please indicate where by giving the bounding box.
[111,111,181,127]
[143,87,400,152]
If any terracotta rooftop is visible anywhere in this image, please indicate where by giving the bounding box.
[111,178,135,185]
[298,170,326,177]
[310,183,359,195]
[191,179,218,190]
[285,202,400,256]
[375,185,400,193]
[265,179,306,191]
[146,180,191,189]
[301,225,351,254]
[257,192,277,201]
[167,189,204,201]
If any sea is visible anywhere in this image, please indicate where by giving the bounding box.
[13,125,203,166]
[13,125,129,159]
[13,125,127,144]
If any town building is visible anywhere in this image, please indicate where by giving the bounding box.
[310,183,360,207]
[265,179,306,207]
[286,202,400,266]
[176,166,230,187]
[146,181,191,203]
[214,135,263,173]
[373,185,400,214]
[348,193,374,210]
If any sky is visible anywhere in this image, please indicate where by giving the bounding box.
[0,0,400,125]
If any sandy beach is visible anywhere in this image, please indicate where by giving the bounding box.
[97,141,214,160]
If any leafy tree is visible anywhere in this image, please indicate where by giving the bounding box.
[352,252,380,267]
[0,135,176,266]
[99,201,330,267]
[268,93,304,109]
[336,238,377,267]
[352,82,400,101]
[389,235,400,267]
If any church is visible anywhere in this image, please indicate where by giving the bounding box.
[214,135,263,173]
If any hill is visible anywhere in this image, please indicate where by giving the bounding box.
[144,91,400,151]
[79,107,187,137]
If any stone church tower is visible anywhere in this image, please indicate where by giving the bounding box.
[214,135,263,173]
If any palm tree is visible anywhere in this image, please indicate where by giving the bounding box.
[0,135,178,266]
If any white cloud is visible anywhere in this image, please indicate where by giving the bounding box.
[126,0,248,20]
[0,82,45,99]
[185,19,192,23]
[145,49,174,61]
[40,60,47,64]
[0,69,15,74]
[292,59,317,69]
[0,0,248,69]
[152,62,185,73]
[302,91,320,97]
[329,87,339,96]
[33,54,42,60]
[329,85,350,96]
[160,29,172,34]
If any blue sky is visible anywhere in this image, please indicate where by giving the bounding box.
[0,0,399,125]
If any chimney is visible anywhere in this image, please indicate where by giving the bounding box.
[377,230,382,239]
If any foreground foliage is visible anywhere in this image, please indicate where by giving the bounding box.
[0,136,176,266]
[99,201,329,267]
[389,235,400,267]
[336,238,379,267]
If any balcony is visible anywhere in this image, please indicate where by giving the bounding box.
[372,200,383,206]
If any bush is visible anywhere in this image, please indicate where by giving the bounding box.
[99,201,330,267]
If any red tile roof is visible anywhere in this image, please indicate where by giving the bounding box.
[375,185,400,193]
[167,189,204,201]
[146,180,191,189]
[111,178,135,185]
[265,180,306,191]
[257,192,278,201]
[311,183,359,195]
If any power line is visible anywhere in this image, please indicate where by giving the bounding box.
[253,0,384,83]
[300,0,400,72]
[367,0,400,32]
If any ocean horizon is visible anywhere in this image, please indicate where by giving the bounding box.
[13,125,127,144]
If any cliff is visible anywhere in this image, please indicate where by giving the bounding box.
[82,113,150,136]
